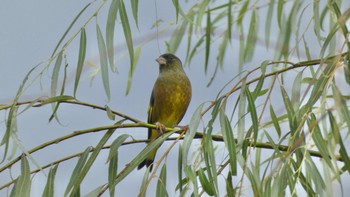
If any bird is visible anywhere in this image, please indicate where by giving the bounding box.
[138,53,192,171]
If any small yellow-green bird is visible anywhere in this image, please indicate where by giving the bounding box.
[138,53,192,171]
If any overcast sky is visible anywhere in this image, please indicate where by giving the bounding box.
[1,1,350,196]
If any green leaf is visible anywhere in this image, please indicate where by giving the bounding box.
[177,144,183,193]
[329,111,350,173]
[1,65,39,162]
[107,134,130,197]
[74,28,87,97]
[51,51,63,97]
[64,147,92,196]
[184,165,198,197]
[245,86,258,142]
[139,167,150,197]
[307,113,333,170]
[10,155,31,197]
[204,9,211,74]
[106,0,119,72]
[243,9,257,62]
[96,23,111,101]
[291,71,302,111]
[265,0,274,47]
[182,103,204,166]
[166,16,189,53]
[131,0,139,29]
[119,0,135,91]
[126,46,141,95]
[70,121,122,195]
[37,95,75,107]
[269,105,281,137]
[198,168,215,196]
[156,164,168,197]
[43,164,59,197]
[84,185,104,197]
[280,85,295,132]
[111,131,175,187]
[332,84,350,133]
[105,105,116,121]
[51,2,92,57]
[219,110,237,175]
[172,0,179,23]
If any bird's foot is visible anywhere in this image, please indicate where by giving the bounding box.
[176,125,189,132]
[155,122,166,136]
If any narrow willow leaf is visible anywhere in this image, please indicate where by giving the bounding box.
[237,0,249,25]
[219,110,237,175]
[172,0,179,23]
[194,0,209,29]
[106,0,119,72]
[227,0,232,40]
[70,121,121,195]
[217,30,229,68]
[107,134,130,197]
[291,160,315,196]
[177,144,183,193]
[51,3,91,57]
[332,84,350,132]
[187,36,204,65]
[182,103,204,166]
[85,185,104,197]
[126,46,141,95]
[306,61,335,108]
[204,9,211,74]
[156,164,168,197]
[96,23,111,100]
[51,51,63,97]
[131,0,139,29]
[305,156,326,194]
[329,111,350,173]
[277,0,284,28]
[226,171,235,196]
[39,95,75,106]
[64,147,92,196]
[265,0,274,47]
[111,131,175,187]
[1,65,39,162]
[166,17,188,53]
[245,87,258,141]
[243,9,257,62]
[198,168,214,196]
[313,0,321,43]
[11,155,31,197]
[203,132,218,196]
[74,28,87,97]
[307,114,333,170]
[105,105,116,121]
[269,105,281,137]
[184,166,198,197]
[139,167,150,197]
[319,24,339,58]
[291,72,302,111]
[119,0,134,84]
[280,85,296,132]
[43,164,59,197]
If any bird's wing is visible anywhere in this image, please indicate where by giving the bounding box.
[147,90,155,139]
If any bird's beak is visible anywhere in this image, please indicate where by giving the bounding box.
[156,57,167,65]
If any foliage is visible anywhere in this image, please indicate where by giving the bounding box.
[1,0,350,196]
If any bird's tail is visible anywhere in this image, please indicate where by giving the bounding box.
[137,128,159,171]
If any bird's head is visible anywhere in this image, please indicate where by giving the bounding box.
[156,53,184,72]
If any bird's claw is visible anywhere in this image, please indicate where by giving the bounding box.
[176,125,189,132]
[155,122,166,136]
